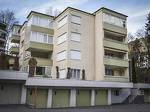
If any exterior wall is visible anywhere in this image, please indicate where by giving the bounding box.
[52,10,69,78]
[53,9,95,80]
[95,10,105,80]
[68,10,95,80]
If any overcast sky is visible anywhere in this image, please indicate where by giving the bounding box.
[0,0,150,34]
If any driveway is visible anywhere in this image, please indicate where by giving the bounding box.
[0,104,150,112]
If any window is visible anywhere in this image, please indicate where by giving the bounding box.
[70,69,80,79]
[103,13,126,28]
[70,50,81,60]
[30,31,53,44]
[71,32,81,42]
[31,16,53,28]
[59,69,66,78]
[57,50,66,61]
[58,16,68,28]
[71,15,81,24]
[114,90,120,96]
[57,32,67,44]
[105,67,114,75]
[36,67,45,75]
[32,16,38,25]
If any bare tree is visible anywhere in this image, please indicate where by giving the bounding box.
[45,6,53,15]
[0,9,19,52]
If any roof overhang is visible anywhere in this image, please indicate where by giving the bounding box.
[25,77,133,88]
[134,83,150,89]
[0,70,28,81]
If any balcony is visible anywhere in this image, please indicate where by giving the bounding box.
[10,34,20,43]
[0,33,6,42]
[104,75,129,82]
[0,46,5,51]
[10,46,19,54]
[30,25,54,35]
[103,38,128,51]
[25,41,53,52]
[103,22,127,35]
[104,57,128,67]
[24,57,53,66]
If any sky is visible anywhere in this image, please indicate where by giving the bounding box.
[0,0,150,34]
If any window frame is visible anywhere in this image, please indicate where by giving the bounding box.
[70,32,81,42]
[58,15,68,28]
[71,15,81,25]
[57,50,67,61]
[57,32,67,45]
[70,50,81,60]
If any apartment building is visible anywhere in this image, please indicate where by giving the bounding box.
[8,24,21,69]
[0,22,7,52]
[19,11,54,76]
[52,7,129,82]
[9,24,21,55]
[18,7,132,108]
[1,7,150,108]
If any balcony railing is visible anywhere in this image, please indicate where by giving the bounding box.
[104,38,126,44]
[104,75,129,82]
[104,57,128,67]
[103,38,128,51]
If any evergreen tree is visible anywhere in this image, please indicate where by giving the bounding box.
[145,12,150,82]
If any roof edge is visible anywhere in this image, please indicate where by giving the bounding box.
[27,11,54,19]
[93,7,128,17]
[54,7,94,20]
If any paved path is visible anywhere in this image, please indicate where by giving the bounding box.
[0,104,150,112]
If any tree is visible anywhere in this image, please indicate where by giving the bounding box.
[0,9,19,52]
[0,52,9,70]
[144,12,150,81]
[28,57,37,77]
[13,56,19,71]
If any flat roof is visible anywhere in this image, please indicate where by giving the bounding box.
[55,6,128,20]
[55,7,94,19]
[26,77,133,88]
[94,7,128,17]
[27,11,54,19]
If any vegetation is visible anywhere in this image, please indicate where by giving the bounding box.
[28,57,37,77]
[0,52,9,70]
[128,12,150,83]
[12,56,19,71]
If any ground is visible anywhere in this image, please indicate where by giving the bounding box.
[0,104,150,112]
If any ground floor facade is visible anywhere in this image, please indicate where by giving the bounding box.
[0,71,150,108]
[0,82,150,108]
[25,88,111,108]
